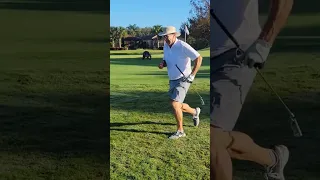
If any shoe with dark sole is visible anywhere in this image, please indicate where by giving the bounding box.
[168,131,186,139]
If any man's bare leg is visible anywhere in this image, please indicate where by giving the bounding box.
[210,126,233,180]
[181,103,196,115]
[210,126,279,180]
[171,100,184,131]
[227,131,276,166]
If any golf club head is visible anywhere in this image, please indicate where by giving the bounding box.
[289,114,303,137]
[200,98,205,106]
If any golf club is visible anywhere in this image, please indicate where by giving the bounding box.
[210,8,303,137]
[175,64,205,106]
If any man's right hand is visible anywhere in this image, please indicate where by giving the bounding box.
[243,39,271,69]
[158,60,167,69]
[158,63,164,69]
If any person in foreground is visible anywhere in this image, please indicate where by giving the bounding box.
[158,26,203,139]
[210,0,294,179]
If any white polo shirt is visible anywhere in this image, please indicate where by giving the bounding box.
[163,39,200,80]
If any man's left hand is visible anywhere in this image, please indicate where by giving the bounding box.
[183,74,195,83]
[243,39,272,69]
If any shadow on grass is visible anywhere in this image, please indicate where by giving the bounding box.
[110,121,197,137]
[0,92,109,162]
[110,90,210,118]
[110,57,211,67]
[0,0,109,14]
[136,68,210,79]
[110,128,173,136]
[111,121,178,127]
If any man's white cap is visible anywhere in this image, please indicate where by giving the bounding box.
[158,26,181,37]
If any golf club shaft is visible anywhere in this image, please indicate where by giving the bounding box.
[210,9,240,48]
[255,68,292,114]
[175,64,187,79]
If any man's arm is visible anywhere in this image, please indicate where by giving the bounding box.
[182,42,203,76]
[244,0,294,68]
[191,56,202,76]
[259,0,294,45]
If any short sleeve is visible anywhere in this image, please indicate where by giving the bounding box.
[182,42,200,61]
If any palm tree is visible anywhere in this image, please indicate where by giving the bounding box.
[118,26,127,48]
[113,26,127,48]
[110,26,117,48]
[126,24,139,37]
[152,25,163,48]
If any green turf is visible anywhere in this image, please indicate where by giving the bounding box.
[0,7,109,180]
[110,15,320,179]
[110,48,210,180]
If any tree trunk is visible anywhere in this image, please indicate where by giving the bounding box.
[157,40,159,49]
[112,39,115,48]
[119,38,122,48]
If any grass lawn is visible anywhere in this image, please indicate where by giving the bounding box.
[110,48,211,179]
[0,3,109,180]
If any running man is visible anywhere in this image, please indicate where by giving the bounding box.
[210,0,294,179]
[158,26,203,139]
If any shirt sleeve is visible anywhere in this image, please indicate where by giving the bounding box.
[182,42,200,61]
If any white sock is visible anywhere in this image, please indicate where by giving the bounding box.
[178,130,184,133]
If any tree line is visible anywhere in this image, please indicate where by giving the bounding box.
[109,25,163,48]
[110,0,209,50]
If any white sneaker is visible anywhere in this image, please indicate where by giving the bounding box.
[192,107,201,126]
[264,145,290,180]
[169,131,186,139]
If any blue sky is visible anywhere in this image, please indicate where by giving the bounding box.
[110,0,193,30]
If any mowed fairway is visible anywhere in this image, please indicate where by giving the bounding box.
[0,5,108,180]
[110,49,211,179]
